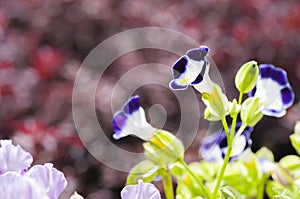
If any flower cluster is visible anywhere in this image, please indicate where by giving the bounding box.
[0,139,67,199]
[113,46,297,199]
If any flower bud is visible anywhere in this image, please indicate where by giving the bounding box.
[202,84,228,120]
[235,60,259,94]
[143,130,184,166]
[241,97,263,126]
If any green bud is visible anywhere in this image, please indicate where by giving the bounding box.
[228,99,241,117]
[241,97,263,126]
[220,186,241,199]
[290,133,300,155]
[202,84,228,120]
[126,160,159,185]
[256,147,275,162]
[143,130,184,166]
[235,60,259,94]
[279,155,300,171]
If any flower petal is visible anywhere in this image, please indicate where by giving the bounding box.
[121,180,161,199]
[250,64,294,117]
[0,172,49,199]
[200,123,253,161]
[112,96,156,141]
[170,46,213,92]
[25,163,67,199]
[0,139,33,174]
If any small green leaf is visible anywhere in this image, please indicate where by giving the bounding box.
[126,160,159,185]
[235,60,259,94]
[220,186,242,199]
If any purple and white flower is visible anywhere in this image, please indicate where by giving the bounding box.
[121,180,161,199]
[169,46,214,93]
[249,64,294,117]
[0,139,67,199]
[112,95,156,141]
[199,123,253,162]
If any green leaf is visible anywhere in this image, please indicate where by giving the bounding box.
[126,160,159,185]
[235,60,259,94]
[220,186,242,199]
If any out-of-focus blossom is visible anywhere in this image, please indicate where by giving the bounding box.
[32,46,65,80]
[0,139,67,199]
[112,95,156,141]
[169,46,214,93]
[0,172,49,199]
[121,180,161,199]
[25,163,67,199]
[249,64,294,117]
[200,123,253,162]
[0,139,33,174]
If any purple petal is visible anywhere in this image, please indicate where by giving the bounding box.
[259,64,272,79]
[172,56,188,79]
[186,46,209,61]
[112,111,128,139]
[121,180,161,199]
[0,140,33,174]
[270,67,287,86]
[123,95,140,115]
[169,80,188,90]
[0,172,49,199]
[25,163,67,199]
[281,86,294,106]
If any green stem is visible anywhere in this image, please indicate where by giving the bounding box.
[211,118,232,199]
[161,169,174,199]
[238,92,243,105]
[211,92,244,199]
[178,158,209,198]
[257,175,267,199]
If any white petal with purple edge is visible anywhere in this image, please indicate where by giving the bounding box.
[25,163,67,199]
[200,123,253,162]
[250,64,294,117]
[121,180,161,199]
[169,46,214,93]
[0,139,33,174]
[112,96,156,141]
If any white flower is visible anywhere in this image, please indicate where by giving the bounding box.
[121,180,161,199]
[112,95,156,141]
[169,46,214,93]
[249,64,294,117]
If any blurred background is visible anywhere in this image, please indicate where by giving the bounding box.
[0,0,300,198]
